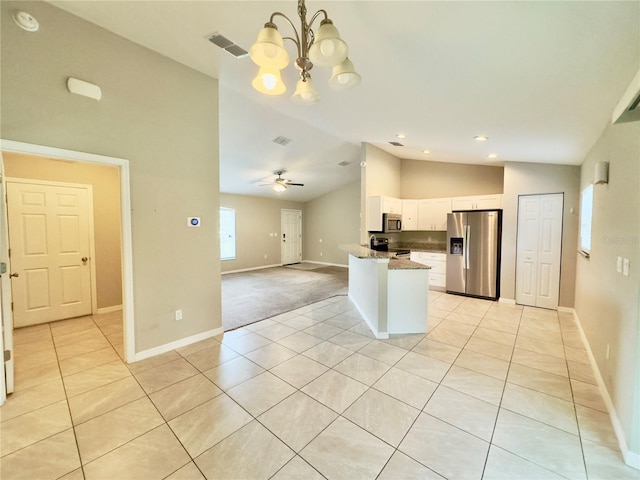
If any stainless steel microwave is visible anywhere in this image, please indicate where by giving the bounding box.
[382,213,402,233]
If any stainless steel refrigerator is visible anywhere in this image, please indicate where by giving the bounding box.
[446,210,502,300]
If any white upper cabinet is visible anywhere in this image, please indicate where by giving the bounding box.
[367,196,403,231]
[451,194,502,211]
[417,198,451,231]
[369,194,500,231]
[475,194,502,210]
[402,199,418,231]
[382,196,403,214]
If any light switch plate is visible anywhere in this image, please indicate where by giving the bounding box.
[617,256,623,273]
[623,258,630,277]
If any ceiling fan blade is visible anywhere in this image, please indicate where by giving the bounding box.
[285,182,304,187]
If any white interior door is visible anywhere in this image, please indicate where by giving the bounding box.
[516,193,564,308]
[281,209,302,265]
[7,180,93,327]
[0,159,14,399]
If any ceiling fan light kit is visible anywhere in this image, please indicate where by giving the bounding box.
[261,171,305,193]
[249,0,359,104]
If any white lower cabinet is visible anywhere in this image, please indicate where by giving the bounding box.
[410,251,446,289]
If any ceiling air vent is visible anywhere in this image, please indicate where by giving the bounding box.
[207,32,248,58]
[389,141,404,147]
[272,136,292,146]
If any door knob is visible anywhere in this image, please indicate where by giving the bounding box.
[9,273,19,278]
[82,257,88,264]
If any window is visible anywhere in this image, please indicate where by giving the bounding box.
[220,207,236,260]
[579,184,593,255]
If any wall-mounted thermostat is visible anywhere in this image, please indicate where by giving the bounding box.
[187,217,201,227]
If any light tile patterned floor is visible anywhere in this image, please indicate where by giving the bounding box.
[1,293,639,479]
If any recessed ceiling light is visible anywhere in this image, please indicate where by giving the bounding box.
[487,153,499,159]
[422,150,431,155]
[474,135,489,142]
[396,133,407,139]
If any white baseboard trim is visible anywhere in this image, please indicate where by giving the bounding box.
[498,297,516,305]
[569,308,639,470]
[221,264,280,275]
[95,305,123,315]
[303,260,348,268]
[131,327,223,363]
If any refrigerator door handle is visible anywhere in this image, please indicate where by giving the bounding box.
[465,224,470,269]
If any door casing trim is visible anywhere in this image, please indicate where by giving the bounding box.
[0,139,135,362]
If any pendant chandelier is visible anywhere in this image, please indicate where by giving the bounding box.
[249,0,361,105]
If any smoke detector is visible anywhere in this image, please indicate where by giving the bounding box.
[13,11,39,32]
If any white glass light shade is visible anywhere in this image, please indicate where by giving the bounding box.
[291,77,319,105]
[273,183,287,192]
[251,67,286,95]
[329,58,361,90]
[249,25,290,69]
[308,20,348,67]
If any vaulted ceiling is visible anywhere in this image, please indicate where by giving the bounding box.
[48,1,640,202]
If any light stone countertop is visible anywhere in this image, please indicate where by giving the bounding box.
[388,258,431,270]
[340,244,396,260]
[340,244,430,270]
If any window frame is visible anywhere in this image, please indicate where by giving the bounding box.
[579,183,593,256]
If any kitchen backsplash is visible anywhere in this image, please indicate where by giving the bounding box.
[397,241,446,252]
[376,231,447,252]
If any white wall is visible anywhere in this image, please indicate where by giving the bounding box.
[1,1,220,352]
[574,120,640,461]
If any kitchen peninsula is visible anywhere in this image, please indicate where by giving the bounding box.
[340,244,430,339]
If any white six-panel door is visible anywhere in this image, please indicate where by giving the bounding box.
[516,193,564,309]
[7,180,93,327]
[281,209,302,265]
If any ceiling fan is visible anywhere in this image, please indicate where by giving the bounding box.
[261,170,304,192]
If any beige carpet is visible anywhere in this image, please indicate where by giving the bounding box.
[221,266,348,331]
[284,262,326,271]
